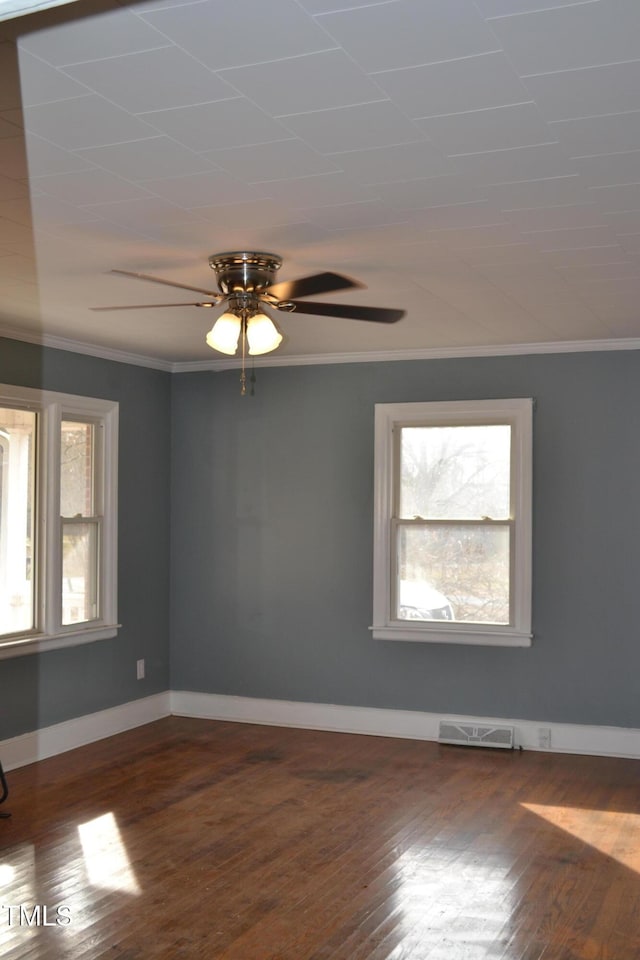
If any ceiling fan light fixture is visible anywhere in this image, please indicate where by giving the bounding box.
[205,311,241,355]
[246,309,283,356]
[98,253,404,382]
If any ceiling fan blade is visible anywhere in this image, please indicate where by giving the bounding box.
[268,271,364,301]
[90,302,218,311]
[288,300,405,324]
[111,269,223,299]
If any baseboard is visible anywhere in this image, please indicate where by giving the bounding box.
[0,692,171,771]
[170,691,640,761]
[2,691,639,770]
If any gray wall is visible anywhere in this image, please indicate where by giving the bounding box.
[170,350,640,729]
[3,339,638,739]
[0,338,172,739]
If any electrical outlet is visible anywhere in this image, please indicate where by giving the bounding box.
[538,727,551,750]
[136,658,145,680]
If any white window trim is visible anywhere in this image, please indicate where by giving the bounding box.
[0,383,119,660]
[372,398,533,647]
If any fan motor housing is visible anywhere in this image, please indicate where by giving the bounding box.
[209,251,282,294]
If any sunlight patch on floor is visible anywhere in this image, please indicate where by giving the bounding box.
[521,803,640,873]
[0,843,35,903]
[78,812,141,895]
[0,844,38,953]
[385,847,516,959]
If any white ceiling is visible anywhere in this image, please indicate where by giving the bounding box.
[2,0,640,370]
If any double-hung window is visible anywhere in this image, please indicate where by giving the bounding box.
[372,399,533,646]
[0,384,118,658]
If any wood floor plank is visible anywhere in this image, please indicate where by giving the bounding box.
[1,718,639,959]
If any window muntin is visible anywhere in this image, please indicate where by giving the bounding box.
[373,399,532,647]
[0,385,118,658]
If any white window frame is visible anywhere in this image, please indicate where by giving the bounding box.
[0,383,119,659]
[372,398,533,647]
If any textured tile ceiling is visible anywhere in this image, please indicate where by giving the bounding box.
[1,0,640,368]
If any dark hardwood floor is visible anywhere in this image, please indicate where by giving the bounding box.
[1,717,639,959]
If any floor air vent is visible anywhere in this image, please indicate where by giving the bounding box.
[438,720,514,749]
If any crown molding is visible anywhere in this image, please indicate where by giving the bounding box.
[2,323,640,374]
[0,323,173,372]
[170,337,640,373]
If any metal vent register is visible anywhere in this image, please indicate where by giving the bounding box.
[438,720,514,749]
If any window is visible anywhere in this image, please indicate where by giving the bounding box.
[0,384,118,658]
[372,399,532,646]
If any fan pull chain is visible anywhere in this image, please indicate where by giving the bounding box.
[238,314,256,396]
[240,315,247,396]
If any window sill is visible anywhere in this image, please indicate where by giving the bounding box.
[0,624,120,660]
[370,624,532,647]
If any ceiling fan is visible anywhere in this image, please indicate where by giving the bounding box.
[93,251,405,380]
